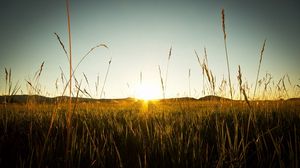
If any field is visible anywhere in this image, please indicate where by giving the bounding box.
[0,96,299,167]
[1,4,300,167]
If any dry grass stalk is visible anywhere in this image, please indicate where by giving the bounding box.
[5,68,8,85]
[218,76,227,96]
[221,9,226,40]
[194,50,205,95]
[95,74,100,97]
[253,39,267,99]
[195,50,201,65]
[237,66,243,100]
[37,61,44,79]
[199,48,215,96]
[83,72,89,85]
[83,72,93,98]
[188,69,191,97]
[210,70,216,95]
[100,58,112,99]
[221,8,233,99]
[4,68,8,104]
[164,46,172,97]
[54,33,69,61]
[282,75,289,98]
[195,49,211,96]
[9,68,11,87]
[140,71,143,85]
[237,65,251,108]
[65,0,72,165]
[158,65,165,99]
[3,68,20,103]
[204,47,208,65]
[73,43,109,73]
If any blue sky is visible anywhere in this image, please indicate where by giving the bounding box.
[1,0,299,99]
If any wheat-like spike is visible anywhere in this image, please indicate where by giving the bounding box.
[221,9,226,40]
[37,61,45,80]
[83,89,92,98]
[168,46,172,61]
[9,68,11,84]
[237,65,243,99]
[55,78,59,91]
[158,65,165,99]
[83,73,89,85]
[4,67,8,103]
[26,80,33,87]
[5,68,8,83]
[54,32,69,61]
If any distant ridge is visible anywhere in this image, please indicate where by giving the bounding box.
[198,95,231,101]
[0,95,139,104]
[1,95,299,104]
[0,95,50,104]
[286,97,300,102]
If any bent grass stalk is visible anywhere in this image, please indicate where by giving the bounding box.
[54,33,109,98]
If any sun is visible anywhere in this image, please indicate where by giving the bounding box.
[135,83,161,100]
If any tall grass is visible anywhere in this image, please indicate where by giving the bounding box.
[157,46,172,99]
[100,58,112,98]
[65,0,73,166]
[0,99,299,167]
[237,65,251,108]
[253,39,267,99]
[3,68,20,104]
[158,65,165,98]
[195,49,216,96]
[164,46,172,97]
[221,9,233,100]
[0,6,299,168]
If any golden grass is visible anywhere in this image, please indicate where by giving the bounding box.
[221,8,233,99]
[254,39,267,99]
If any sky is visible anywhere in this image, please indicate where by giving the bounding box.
[0,0,299,99]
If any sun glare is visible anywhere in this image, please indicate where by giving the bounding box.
[135,84,161,100]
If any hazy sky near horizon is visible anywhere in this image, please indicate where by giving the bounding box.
[0,0,299,99]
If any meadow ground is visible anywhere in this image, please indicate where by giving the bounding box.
[0,97,299,167]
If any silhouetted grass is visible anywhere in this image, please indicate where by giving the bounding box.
[0,100,299,167]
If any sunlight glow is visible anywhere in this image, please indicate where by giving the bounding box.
[135,83,161,100]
